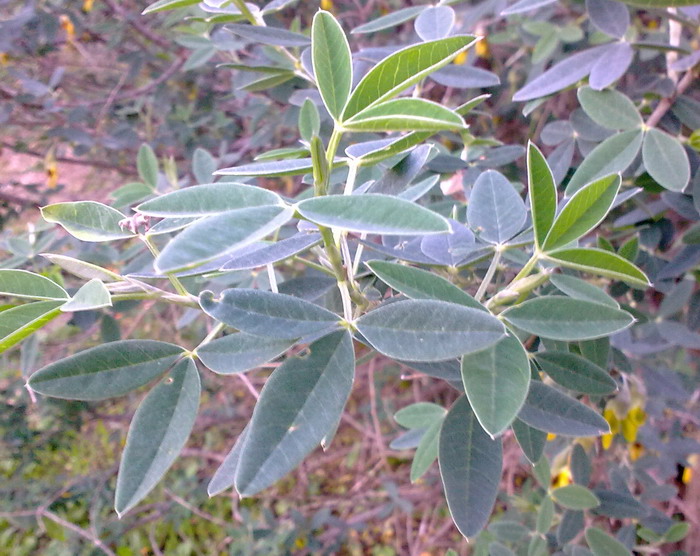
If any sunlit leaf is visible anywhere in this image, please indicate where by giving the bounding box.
[312,10,352,120]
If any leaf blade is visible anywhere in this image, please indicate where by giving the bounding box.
[312,10,352,120]
[527,142,557,248]
[115,358,200,516]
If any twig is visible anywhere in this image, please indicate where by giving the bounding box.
[42,510,117,556]
[102,0,172,50]
[0,141,133,174]
[646,69,696,128]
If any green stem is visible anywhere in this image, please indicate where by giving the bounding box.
[111,292,198,308]
[194,322,226,353]
[293,256,336,277]
[475,248,502,302]
[510,252,540,285]
[140,235,191,298]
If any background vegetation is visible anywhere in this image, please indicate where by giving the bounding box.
[1,0,699,554]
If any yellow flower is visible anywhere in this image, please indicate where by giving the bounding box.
[0,52,8,66]
[629,443,644,461]
[552,467,572,488]
[475,38,490,59]
[320,0,334,11]
[45,149,58,189]
[453,51,468,65]
[82,0,94,13]
[59,15,75,42]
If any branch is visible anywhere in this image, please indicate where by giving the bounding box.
[646,69,696,128]
[0,141,134,174]
[102,0,172,50]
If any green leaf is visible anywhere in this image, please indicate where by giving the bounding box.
[240,71,295,92]
[216,158,316,177]
[527,142,557,249]
[439,396,502,539]
[208,427,248,496]
[536,351,616,394]
[543,174,621,251]
[664,522,690,543]
[642,127,691,192]
[137,144,159,188]
[115,358,200,517]
[512,419,547,464]
[518,382,610,436]
[577,87,642,131]
[537,496,555,534]
[155,205,293,273]
[200,289,339,339]
[196,333,295,374]
[28,340,185,400]
[546,248,650,287]
[552,484,601,510]
[467,170,527,244]
[502,296,634,341]
[312,10,352,120]
[356,299,505,362]
[415,5,456,41]
[342,35,477,119]
[41,202,134,242]
[226,23,310,48]
[395,402,446,429]
[142,0,199,14]
[352,132,434,166]
[42,254,123,282]
[0,301,63,354]
[565,129,643,195]
[585,527,632,556]
[461,335,530,437]
[550,273,618,307]
[411,418,442,482]
[0,270,68,300]
[60,279,112,312]
[367,261,484,310]
[136,183,282,217]
[235,331,354,495]
[296,194,449,235]
[298,99,320,142]
[352,6,426,34]
[343,98,466,132]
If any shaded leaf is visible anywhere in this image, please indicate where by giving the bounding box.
[235,331,354,495]
[200,288,339,339]
[439,396,502,538]
[298,99,320,142]
[502,296,634,341]
[536,351,616,394]
[216,158,316,177]
[467,170,527,244]
[115,358,200,516]
[577,87,641,131]
[586,527,632,556]
[137,144,158,188]
[226,23,310,47]
[28,340,185,400]
[395,402,446,428]
[352,6,426,34]
[41,254,123,283]
[220,233,321,271]
[356,299,505,362]
[367,260,484,310]
[411,418,442,482]
[550,273,619,307]
[518,382,610,436]
[197,333,295,374]
[142,0,199,14]
[512,419,547,464]
[208,427,248,496]
[461,335,530,437]
[642,128,691,192]
[589,42,633,90]
[415,6,455,41]
[566,129,643,195]
[586,0,629,38]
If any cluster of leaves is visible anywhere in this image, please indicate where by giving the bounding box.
[2,0,699,553]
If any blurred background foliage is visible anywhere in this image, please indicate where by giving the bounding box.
[0,0,699,554]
